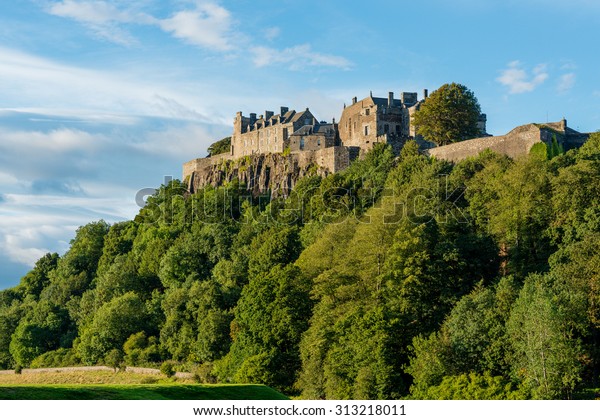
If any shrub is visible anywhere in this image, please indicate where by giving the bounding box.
[104,349,124,372]
[160,361,175,377]
[30,348,81,369]
[194,362,217,384]
[14,365,22,374]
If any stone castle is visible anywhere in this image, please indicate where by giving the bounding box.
[183,89,590,194]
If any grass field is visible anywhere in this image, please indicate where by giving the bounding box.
[0,371,288,400]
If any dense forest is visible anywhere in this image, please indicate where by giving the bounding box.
[1,134,599,399]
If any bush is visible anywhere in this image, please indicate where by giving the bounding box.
[30,348,81,369]
[123,332,162,367]
[104,349,124,372]
[14,365,22,374]
[140,376,159,384]
[194,362,217,384]
[160,361,175,377]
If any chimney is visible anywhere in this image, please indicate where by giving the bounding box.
[388,91,394,107]
[249,113,257,123]
[265,110,274,120]
[280,106,289,115]
[352,96,357,105]
[561,118,567,131]
[332,117,336,124]
[423,89,428,99]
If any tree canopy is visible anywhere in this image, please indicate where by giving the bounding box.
[412,83,482,146]
[207,137,232,157]
[2,135,600,399]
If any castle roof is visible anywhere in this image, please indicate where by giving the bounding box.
[371,97,403,107]
[289,109,313,123]
[290,123,336,137]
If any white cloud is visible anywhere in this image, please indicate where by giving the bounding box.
[0,192,134,267]
[47,1,237,51]
[252,44,353,71]
[0,128,100,154]
[159,2,236,51]
[557,73,576,93]
[48,0,154,46]
[497,61,548,94]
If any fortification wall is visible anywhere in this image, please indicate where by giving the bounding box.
[183,152,231,183]
[427,124,542,162]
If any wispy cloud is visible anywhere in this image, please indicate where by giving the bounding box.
[252,44,353,71]
[263,27,281,41]
[557,73,576,94]
[47,0,153,46]
[497,61,548,94]
[0,47,221,122]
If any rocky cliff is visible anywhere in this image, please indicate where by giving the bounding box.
[186,150,345,196]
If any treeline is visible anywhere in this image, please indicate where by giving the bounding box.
[1,136,600,399]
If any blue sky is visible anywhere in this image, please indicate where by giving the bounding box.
[0,0,599,289]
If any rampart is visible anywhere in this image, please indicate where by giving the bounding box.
[427,123,548,162]
[183,152,231,184]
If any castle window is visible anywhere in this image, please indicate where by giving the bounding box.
[384,124,389,133]
[365,108,370,116]
[396,125,401,134]
[364,125,369,136]
[300,138,305,150]
[317,139,321,147]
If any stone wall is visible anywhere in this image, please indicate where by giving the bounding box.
[427,124,543,162]
[183,152,231,184]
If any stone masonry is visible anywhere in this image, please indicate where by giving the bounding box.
[426,119,589,162]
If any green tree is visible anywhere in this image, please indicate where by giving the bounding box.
[0,298,25,369]
[77,292,149,365]
[507,274,582,399]
[20,253,59,297]
[9,300,72,367]
[412,83,482,146]
[217,264,312,393]
[207,136,231,157]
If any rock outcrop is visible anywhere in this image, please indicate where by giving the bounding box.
[185,148,349,196]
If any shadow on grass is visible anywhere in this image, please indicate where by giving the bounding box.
[0,384,288,400]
